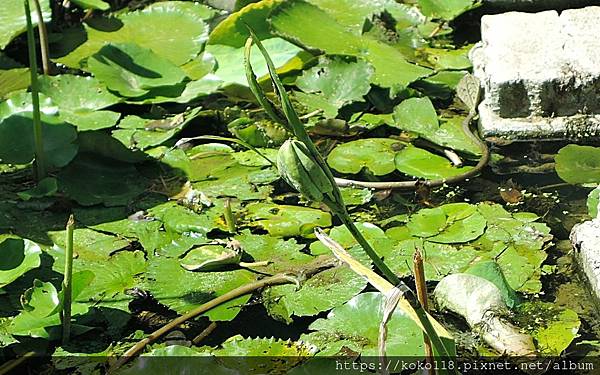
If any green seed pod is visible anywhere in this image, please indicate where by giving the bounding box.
[277,139,334,202]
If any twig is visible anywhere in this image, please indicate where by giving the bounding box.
[444,149,463,167]
[0,351,36,375]
[109,273,299,372]
[299,109,323,120]
[192,322,217,345]
[31,0,51,75]
[414,249,435,375]
[61,214,75,345]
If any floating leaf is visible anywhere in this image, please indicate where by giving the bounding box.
[555,145,600,184]
[418,0,477,21]
[466,260,519,308]
[54,1,210,67]
[0,0,51,49]
[38,74,121,131]
[17,177,57,201]
[327,138,404,175]
[295,56,373,117]
[245,202,332,237]
[88,43,187,98]
[406,203,486,243]
[144,256,256,320]
[515,302,580,356]
[70,0,110,10]
[270,1,431,89]
[0,238,42,288]
[57,154,150,207]
[302,292,425,357]
[0,67,30,99]
[395,145,474,180]
[180,245,242,271]
[207,38,302,87]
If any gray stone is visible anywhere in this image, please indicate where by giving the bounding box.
[484,0,599,11]
[570,219,600,302]
[471,7,600,141]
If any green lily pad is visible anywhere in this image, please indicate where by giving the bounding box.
[180,245,242,271]
[418,0,477,21]
[207,37,302,87]
[10,279,90,339]
[38,74,121,131]
[147,201,224,237]
[0,93,78,167]
[88,43,187,98]
[245,202,332,237]
[310,222,394,256]
[0,67,30,99]
[515,302,580,356]
[0,237,42,288]
[70,0,110,10]
[425,46,472,70]
[235,231,313,275]
[57,154,150,207]
[302,292,425,357]
[327,138,405,175]
[395,145,474,180]
[54,1,210,68]
[208,0,281,47]
[406,203,486,243]
[466,260,519,308]
[555,144,600,184]
[144,256,256,320]
[17,177,57,201]
[0,0,51,49]
[588,186,600,218]
[295,56,373,117]
[47,228,130,263]
[383,238,479,281]
[270,0,431,89]
[263,259,368,322]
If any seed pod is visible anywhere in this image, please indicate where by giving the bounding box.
[277,139,334,202]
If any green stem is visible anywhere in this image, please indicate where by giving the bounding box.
[31,0,50,75]
[224,198,236,233]
[335,209,399,285]
[24,0,47,181]
[62,215,75,345]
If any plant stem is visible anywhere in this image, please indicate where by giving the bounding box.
[192,322,217,345]
[336,212,399,285]
[31,0,50,75]
[110,273,299,371]
[414,249,435,375]
[24,0,47,181]
[62,214,75,345]
[224,198,236,233]
[0,351,36,375]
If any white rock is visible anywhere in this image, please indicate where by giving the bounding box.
[570,219,600,300]
[471,6,600,140]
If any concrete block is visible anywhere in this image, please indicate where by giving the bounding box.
[571,219,600,303]
[471,6,600,141]
[483,0,600,12]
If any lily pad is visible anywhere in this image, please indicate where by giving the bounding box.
[0,0,51,49]
[70,0,110,10]
[406,203,486,243]
[555,144,600,184]
[515,302,580,356]
[38,74,121,131]
[327,138,405,175]
[207,38,302,87]
[180,245,242,271]
[88,43,187,98]
[270,0,431,89]
[0,237,42,289]
[302,292,425,357]
[395,145,474,180]
[57,154,150,207]
[144,256,256,320]
[244,202,332,237]
[418,0,477,21]
[17,177,57,201]
[295,56,373,117]
[0,67,30,99]
[54,1,210,68]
